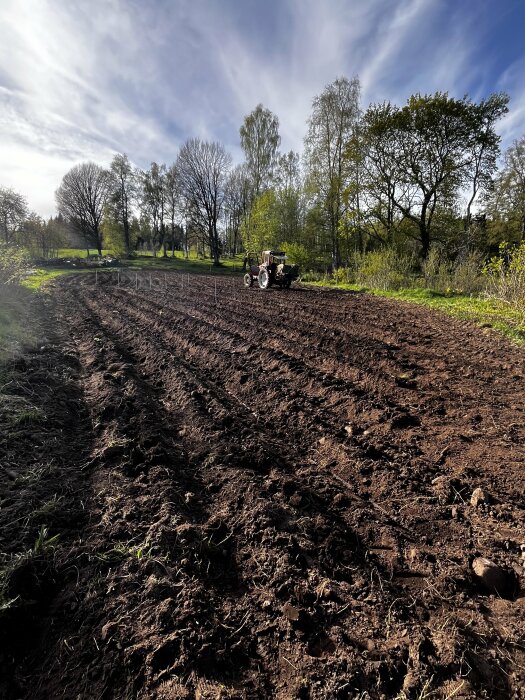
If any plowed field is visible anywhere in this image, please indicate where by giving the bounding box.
[1,272,524,699]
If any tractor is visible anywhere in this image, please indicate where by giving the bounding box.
[243,251,299,290]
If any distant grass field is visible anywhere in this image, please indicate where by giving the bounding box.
[57,248,112,258]
[124,253,243,274]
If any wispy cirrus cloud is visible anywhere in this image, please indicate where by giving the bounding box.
[1,0,524,216]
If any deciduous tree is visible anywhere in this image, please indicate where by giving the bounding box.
[240,189,280,253]
[108,153,137,256]
[224,164,251,258]
[304,76,361,268]
[274,151,303,244]
[55,162,110,256]
[24,213,66,258]
[140,162,167,256]
[164,164,183,256]
[177,139,231,265]
[240,104,281,198]
[0,187,28,245]
[361,92,508,258]
[486,134,525,244]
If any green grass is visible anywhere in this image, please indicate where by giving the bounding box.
[0,287,37,361]
[379,288,525,344]
[309,280,525,345]
[123,251,243,275]
[57,248,112,258]
[21,268,89,290]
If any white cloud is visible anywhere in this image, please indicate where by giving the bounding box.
[496,55,525,151]
[0,0,524,216]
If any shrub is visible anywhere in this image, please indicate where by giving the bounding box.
[421,247,485,295]
[354,248,415,290]
[0,245,29,286]
[332,267,353,285]
[483,242,525,306]
[452,251,486,294]
[279,241,323,273]
[421,247,451,292]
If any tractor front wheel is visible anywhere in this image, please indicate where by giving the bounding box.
[243,273,253,287]
[258,269,270,289]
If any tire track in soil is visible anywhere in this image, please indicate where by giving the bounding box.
[15,273,525,700]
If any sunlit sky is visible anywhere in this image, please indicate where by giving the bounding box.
[1,0,525,217]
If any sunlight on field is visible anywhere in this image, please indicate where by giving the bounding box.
[308,280,525,345]
[14,250,525,346]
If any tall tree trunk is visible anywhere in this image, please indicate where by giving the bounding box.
[123,219,130,256]
[420,223,430,259]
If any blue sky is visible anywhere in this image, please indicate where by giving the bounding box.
[1,0,525,217]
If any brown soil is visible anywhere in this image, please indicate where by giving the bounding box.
[1,272,524,699]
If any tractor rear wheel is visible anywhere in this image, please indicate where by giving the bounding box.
[258,269,270,289]
[243,273,253,287]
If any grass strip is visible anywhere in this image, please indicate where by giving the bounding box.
[309,281,525,345]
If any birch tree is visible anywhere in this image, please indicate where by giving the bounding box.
[304,76,361,268]
[108,153,137,256]
[240,104,281,198]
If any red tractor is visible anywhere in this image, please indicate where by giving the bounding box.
[243,251,299,290]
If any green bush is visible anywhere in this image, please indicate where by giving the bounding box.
[101,219,127,258]
[354,248,415,290]
[332,266,353,285]
[483,242,525,306]
[452,251,486,294]
[279,241,322,273]
[0,245,29,286]
[421,247,485,295]
[422,247,451,292]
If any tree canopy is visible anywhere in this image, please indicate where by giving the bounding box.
[55,162,110,255]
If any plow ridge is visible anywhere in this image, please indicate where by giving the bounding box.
[1,272,524,699]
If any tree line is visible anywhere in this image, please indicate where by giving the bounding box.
[2,75,525,268]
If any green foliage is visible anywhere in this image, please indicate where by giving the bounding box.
[421,247,452,292]
[0,244,29,285]
[278,241,316,272]
[483,241,525,306]
[304,76,361,267]
[328,267,351,285]
[0,187,28,244]
[22,214,67,259]
[485,136,525,244]
[240,104,281,196]
[422,247,486,294]
[361,91,509,258]
[354,248,415,290]
[101,215,127,257]
[241,189,280,252]
[452,251,486,294]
